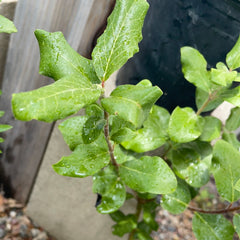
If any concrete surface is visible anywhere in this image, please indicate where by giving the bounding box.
[26,72,131,240]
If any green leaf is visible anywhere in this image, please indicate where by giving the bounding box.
[110,210,126,222]
[135,229,153,240]
[92,0,149,81]
[0,137,4,143]
[114,144,143,164]
[142,201,158,231]
[92,167,126,214]
[58,116,87,151]
[226,35,240,70]
[101,80,162,128]
[35,30,99,83]
[168,147,211,187]
[222,131,240,150]
[161,179,191,214]
[0,15,17,33]
[168,107,204,143]
[222,85,240,107]
[212,140,240,202]
[0,124,12,133]
[196,88,223,113]
[12,74,102,122]
[225,107,240,131]
[181,47,210,92]
[234,178,240,192]
[192,213,234,240]
[85,104,104,118]
[112,214,137,237]
[233,214,240,238]
[210,68,237,86]
[199,116,221,142]
[52,135,110,178]
[82,116,106,144]
[114,105,170,153]
[119,156,177,194]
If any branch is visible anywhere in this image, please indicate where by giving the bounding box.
[104,111,119,169]
[188,204,240,214]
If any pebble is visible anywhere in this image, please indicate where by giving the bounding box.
[0,228,6,238]
[31,228,41,237]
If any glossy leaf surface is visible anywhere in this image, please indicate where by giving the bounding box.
[0,15,17,33]
[222,131,240,150]
[161,179,191,214]
[169,147,211,187]
[12,75,102,122]
[199,116,221,142]
[35,30,99,83]
[212,140,240,202]
[181,47,210,92]
[168,107,204,143]
[210,68,237,86]
[119,156,177,194]
[226,35,240,70]
[92,0,149,81]
[82,116,106,144]
[53,135,110,178]
[101,80,162,128]
[92,167,126,214]
[192,213,234,240]
[58,116,87,151]
[116,105,170,152]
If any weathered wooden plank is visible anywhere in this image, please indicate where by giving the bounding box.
[0,0,112,203]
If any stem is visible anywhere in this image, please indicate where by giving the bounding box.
[128,198,143,240]
[104,111,119,169]
[188,204,240,214]
[196,90,218,116]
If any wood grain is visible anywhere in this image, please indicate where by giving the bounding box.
[0,0,114,203]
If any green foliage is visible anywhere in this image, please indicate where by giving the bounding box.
[0,14,17,33]
[10,0,240,239]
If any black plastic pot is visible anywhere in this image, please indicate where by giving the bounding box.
[117,0,240,111]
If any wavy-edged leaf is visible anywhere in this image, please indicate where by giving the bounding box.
[212,140,240,202]
[35,30,99,83]
[101,80,162,128]
[92,167,126,214]
[192,213,234,240]
[114,105,170,153]
[161,179,191,214]
[225,107,240,131]
[119,156,177,194]
[168,107,204,143]
[0,124,12,133]
[92,0,149,81]
[0,15,17,33]
[52,135,110,178]
[233,214,240,238]
[181,47,210,92]
[199,116,221,142]
[12,74,102,122]
[226,35,240,70]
